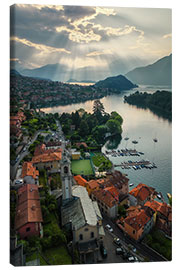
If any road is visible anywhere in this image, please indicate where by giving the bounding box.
[102,215,167,262]
[10,121,65,181]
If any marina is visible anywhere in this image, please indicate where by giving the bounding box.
[105,148,144,157]
[114,160,157,170]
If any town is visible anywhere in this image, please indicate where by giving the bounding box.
[10,70,110,109]
[10,98,172,266]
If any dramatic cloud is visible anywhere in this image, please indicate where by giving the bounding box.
[11,36,71,54]
[10,4,172,75]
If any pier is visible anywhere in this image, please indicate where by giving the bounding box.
[105,148,144,157]
[114,160,157,169]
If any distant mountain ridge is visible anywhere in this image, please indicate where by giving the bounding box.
[67,78,96,83]
[95,74,137,90]
[125,54,172,86]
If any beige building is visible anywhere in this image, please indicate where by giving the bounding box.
[61,185,104,263]
[32,152,61,173]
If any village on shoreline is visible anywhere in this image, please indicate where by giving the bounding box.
[10,95,172,266]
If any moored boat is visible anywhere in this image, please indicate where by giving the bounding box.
[129,183,134,187]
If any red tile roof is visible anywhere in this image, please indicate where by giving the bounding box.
[74,175,87,187]
[32,151,61,163]
[104,186,119,201]
[15,184,43,230]
[129,183,155,201]
[125,209,150,231]
[34,144,62,156]
[87,180,99,189]
[21,162,39,179]
[106,170,129,190]
[92,188,118,208]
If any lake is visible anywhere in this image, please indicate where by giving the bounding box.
[41,85,172,203]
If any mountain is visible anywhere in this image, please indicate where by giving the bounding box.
[125,54,172,85]
[20,63,68,81]
[10,69,21,76]
[95,74,137,90]
[16,55,149,82]
[67,78,96,83]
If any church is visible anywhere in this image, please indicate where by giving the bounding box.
[60,149,105,263]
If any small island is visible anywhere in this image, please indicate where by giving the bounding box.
[124,90,172,121]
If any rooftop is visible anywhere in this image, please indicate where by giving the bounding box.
[21,162,39,179]
[129,183,155,201]
[74,175,87,187]
[72,185,98,227]
[32,151,61,163]
[87,180,99,189]
[15,184,43,230]
[125,209,150,231]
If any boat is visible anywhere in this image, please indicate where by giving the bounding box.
[157,193,162,200]
[153,138,158,142]
[124,137,129,140]
[167,193,172,200]
[132,140,138,144]
[129,183,134,187]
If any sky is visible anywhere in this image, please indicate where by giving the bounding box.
[10,3,172,81]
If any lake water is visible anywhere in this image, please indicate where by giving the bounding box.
[41,85,172,203]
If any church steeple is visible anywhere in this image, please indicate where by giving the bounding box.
[61,150,72,202]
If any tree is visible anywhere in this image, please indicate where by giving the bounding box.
[78,120,89,137]
[71,111,80,129]
[106,119,122,135]
[93,99,105,115]
[93,99,105,123]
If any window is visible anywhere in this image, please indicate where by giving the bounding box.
[84,228,89,232]
[26,227,30,232]
[79,234,83,240]
[91,232,94,238]
[133,230,135,234]
[64,166,68,174]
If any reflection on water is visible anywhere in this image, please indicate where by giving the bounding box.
[105,134,122,150]
[41,85,172,202]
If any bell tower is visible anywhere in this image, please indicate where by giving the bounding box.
[61,150,72,202]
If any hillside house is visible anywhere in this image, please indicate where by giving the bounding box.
[15,184,43,239]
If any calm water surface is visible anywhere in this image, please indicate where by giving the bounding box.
[42,85,172,202]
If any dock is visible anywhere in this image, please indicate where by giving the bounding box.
[105,148,144,157]
[114,160,157,169]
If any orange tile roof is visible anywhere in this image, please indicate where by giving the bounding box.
[87,180,99,189]
[15,184,43,230]
[106,170,129,190]
[125,209,150,231]
[104,186,119,201]
[34,144,62,156]
[92,188,118,208]
[129,183,155,201]
[74,175,87,187]
[21,162,39,179]
[158,202,172,218]
[144,200,162,212]
[32,151,61,163]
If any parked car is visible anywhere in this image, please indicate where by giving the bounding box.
[14,179,23,185]
[113,237,121,246]
[105,224,113,233]
[116,247,124,255]
[128,256,135,262]
[100,245,107,258]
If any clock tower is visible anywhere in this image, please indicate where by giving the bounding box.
[61,149,72,202]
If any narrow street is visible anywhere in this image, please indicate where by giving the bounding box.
[102,215,167,262]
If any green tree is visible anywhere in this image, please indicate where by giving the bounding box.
[78,120,89,137]
[93,99,105,115]
[106,119,122,135]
